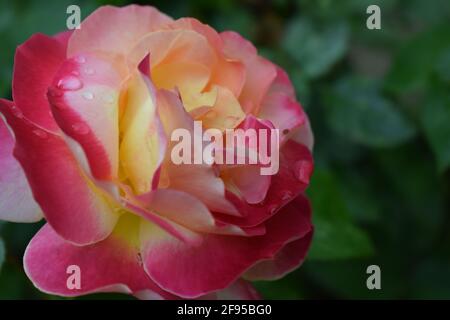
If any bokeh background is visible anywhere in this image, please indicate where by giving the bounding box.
[1,0,449,299]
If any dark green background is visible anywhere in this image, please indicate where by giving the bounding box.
[0,0,449,299]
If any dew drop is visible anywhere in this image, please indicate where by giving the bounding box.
[281,190,293,201]
[268,204,278,214]
[71,123,90,135]
[294,160,312,184]
[75,55,86,63]
[82,91,94,100]
[10,106,23,119]
[57,76,82,91]
[32,129,47,139]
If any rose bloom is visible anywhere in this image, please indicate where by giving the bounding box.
[0,5,314,299]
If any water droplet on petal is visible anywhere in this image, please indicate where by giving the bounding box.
[75,55,86,63]
[71,123,90,135]
[268,204,278,214]
[82,91,94,100]
[294,160,312,184]
[84,67,94,75]
[281,190,293,201]
[32,129,47,138]
[57,76,82,91]
[10,106,23,118]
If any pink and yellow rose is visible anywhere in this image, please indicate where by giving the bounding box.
[0,5,314,299]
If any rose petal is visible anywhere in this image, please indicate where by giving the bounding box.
[291,116,314,151]
[0,100,42,223]
[244,195,313,280]
[0,102,120,245]
[215,140,313,227]
[166,18,245,97]
[199,86,245,131]
[24,216,175,299]
[120,66,166,193]
[220,31,276,114]
[136,189,261,237]
[157,90,239,216]
[48,53,126,181]
[245,231,313,281]
[54,30,73,47]
[222,165,271,205]
[258,93,306,144]
[204,279,261,300]
[68,5,172,57]
[13,34,67,132]
[140,196,312,298]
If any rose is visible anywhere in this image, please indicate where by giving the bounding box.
[0,5,314,299]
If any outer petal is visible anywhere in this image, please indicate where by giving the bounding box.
[258,92,306,145]
[13,34,67,132]
[54,30,73,47]
[202,279,261,300]
[48,53,126,180]
[244,196,313,280]
[140,196,312,298]
[0,102,119,245]
[24,216,175,299]
[220,31,276,114]
[261,66,314,150]
[68,5,173,57]
[244,232,313,281]
[266,66,296,98]
[215,280,261,300]
[0,100,42,222]
[291,116,314,151]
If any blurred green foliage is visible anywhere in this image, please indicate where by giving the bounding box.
[0,0,449,299]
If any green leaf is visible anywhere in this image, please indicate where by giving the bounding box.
[282,17,349,78]
[375,144,446,251]
[412,260,450,299]
[435,47,450,84]
[0,238,5,273]
[385,24,450,93]
[339,172,381,223]
[307,169,374,260]
[254,272,305,299]
[420,90,450,172]
[324,76,416,147]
